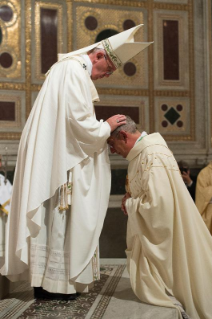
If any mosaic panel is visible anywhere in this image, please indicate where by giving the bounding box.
[33,0,67,83]
[95,95,149,133]
[0,0,206,151]
[0,91,25,137]
[154,97,190,137]
[154,0,188,5]
[73,3,149,89]
[154,0,188,4]
[95,106,139,124]
[0,0,24,81]
[153,10,189,90]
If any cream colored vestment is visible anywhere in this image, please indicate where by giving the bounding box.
[1,56,111,293]
[125,133,212,319]
[195,162,212,235]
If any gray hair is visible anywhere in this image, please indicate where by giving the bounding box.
[111,116,137,137]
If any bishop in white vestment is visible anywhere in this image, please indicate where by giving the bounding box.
[108,116,212,319]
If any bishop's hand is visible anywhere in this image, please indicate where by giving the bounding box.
[121,192,131,215]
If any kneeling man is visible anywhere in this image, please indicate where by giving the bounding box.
[107,116,212,319]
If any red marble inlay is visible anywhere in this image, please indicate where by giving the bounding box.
[95,106,139,124]
[177,120,183,127]
[161,104,168,111]
[162,120,168,127]
[176,104,183,111]
[40,8,58,74]
[0,101,15,121]
[0,52,13,68]
[123,19,136,30]
[85,16,98,31]
[0,5,13,22]
[123,62,136,76]
[163,20,179,80]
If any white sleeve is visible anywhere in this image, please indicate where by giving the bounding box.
[65,62,110,151]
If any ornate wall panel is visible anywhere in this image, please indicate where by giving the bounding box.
[154,97,190,137]
[152,2,196,143]
[0,90,25,138]
[95,95,149,133]
[32,0,67,83]
[154,0,188,4]
[0,0,25,82]
[154,9,189,89]
[0,0,211,168]
[73,2,149,89]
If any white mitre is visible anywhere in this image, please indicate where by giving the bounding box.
[57,24,152,68]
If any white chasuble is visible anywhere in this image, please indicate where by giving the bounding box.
[1,56,111,293]
[125,133,212,319]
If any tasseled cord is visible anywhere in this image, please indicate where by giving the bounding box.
[58,182,73,211]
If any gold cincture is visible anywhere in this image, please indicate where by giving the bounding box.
[58,182,73,211]
[0,198,10,215]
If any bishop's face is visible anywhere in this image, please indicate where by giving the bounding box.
[91,53,116,81]
[107,135,129,158]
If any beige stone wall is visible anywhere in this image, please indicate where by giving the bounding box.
[0,0,211,169]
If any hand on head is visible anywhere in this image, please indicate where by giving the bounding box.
[106,114,126,132]
[106,116,140,158]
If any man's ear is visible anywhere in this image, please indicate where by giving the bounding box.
[96,51,104,60]
[119,131,128,143]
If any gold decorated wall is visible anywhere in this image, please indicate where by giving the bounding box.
[0,0,211,168]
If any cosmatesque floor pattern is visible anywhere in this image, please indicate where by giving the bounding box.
[0,260,179,319]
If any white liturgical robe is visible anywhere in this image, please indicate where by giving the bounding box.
[1,56,111,293]
[125,133,212,319]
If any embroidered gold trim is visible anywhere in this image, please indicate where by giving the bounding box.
[102,39,122,68]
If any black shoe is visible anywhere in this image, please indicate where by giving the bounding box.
[33,287,79,300]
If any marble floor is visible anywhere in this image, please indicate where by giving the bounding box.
[0,259,179,319]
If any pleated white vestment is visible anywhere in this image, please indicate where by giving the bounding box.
[125,133,212,319]
[1,56,111,293]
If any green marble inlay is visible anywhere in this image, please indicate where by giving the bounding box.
[164,107,180,125]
